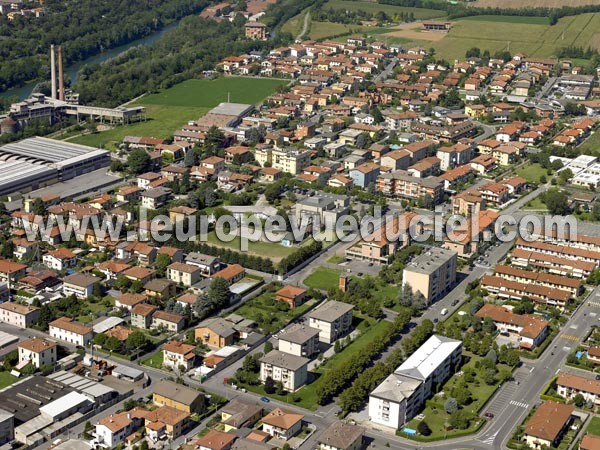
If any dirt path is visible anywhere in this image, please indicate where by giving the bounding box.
[297,11,311,40]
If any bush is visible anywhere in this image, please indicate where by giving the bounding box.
[417,420,432,436]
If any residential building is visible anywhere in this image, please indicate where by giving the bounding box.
[143,405,190,442]
[317,421,365,450]
[195,317,237,348]
[245,21,267,40]
[163,340,197,371]
[269,147,311,174]
[212,264,245,285]
[523,401,574,449]
[295,192,350,227]
[167,262,202,287]
[262,408,304,440]
[94,408,148,448]
[306,300,354,343]
[0,302,39,328]
[275,285,307,309]
[278,326,320,358]
[369,335,462,429]
[18,337,57,368]
[131,303,158,329]
[114,293,147,311]
[349,163,380,188]
[61,273,100,299]
[377,171,444,205]
[185,253,221,277]
[0,260,28,283]
[475,304,549,350]
[152,380,206,414]
[152,310,185,332]
[195,429,237,450]
[556,373,600,406]
[43,247,76,271]
[220,399,262,432]
[402,247,457,303]
[580,434,600,450]
[141,187,171,209]
[260,350,309,392]
[480,274,572,309]
[48,317,93,346]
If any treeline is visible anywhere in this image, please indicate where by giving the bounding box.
[312,7,415,25]
[261,0,325,30]
[74,15,283,106]
[556,46,600,59]
[315,311,416,405]
[278,239,323,274]
[0,0,208,91]
[379,0,600,23]
[338,315,433,413]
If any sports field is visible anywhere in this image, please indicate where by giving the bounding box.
[384,13,600,61]
[68,77,287,149]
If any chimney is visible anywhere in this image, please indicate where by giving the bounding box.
[50,45,57,99]
[58,46,65,101]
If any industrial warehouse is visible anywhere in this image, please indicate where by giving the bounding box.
[0,137,110,195]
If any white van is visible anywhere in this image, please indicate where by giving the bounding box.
[441,308,448,316]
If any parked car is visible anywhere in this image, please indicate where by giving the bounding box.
[484,412,494,419]
[260,397,270,403]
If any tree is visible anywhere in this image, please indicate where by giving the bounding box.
[449,410,471,430]
[208,277,230,310]
[542,188,569,215]
[574,393,585,407]
[127,148,150,174]
[31,197,47,216]
[125,331,147,353]
[155,253,171,274]
[115,275,132,292]
[264,341,273,354]
[129,280,145,293]
[104,336,122,353]
[242,355,259,373]
[93,333,107,347]
[445,397,458,414]
[417,420,432,436]
[264,376,275,394]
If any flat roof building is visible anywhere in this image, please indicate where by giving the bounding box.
[402,247,457,303]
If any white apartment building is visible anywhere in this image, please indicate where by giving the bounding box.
[18,337,57,368]
[369,335,462,429]
[94,409,147,448]
[260,350,309,392]
[48,317,93,346]
[277,326,320,358]
[62,273,100,299]
[167,262,202,287]
[306,301,354,343]
[556,373,600,406]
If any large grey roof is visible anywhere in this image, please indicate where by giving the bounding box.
[152,380,203,405]
[370,372,422,402]
[404,247,456,275]
[306,300,354,323]
[278,326,319,345]
[395,334,461,381]
[260,350,309,371]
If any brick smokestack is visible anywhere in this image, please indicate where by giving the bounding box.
[50,45,57,99]
[58,46,65,101]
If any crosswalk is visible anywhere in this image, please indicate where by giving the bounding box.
[509,400,529,408]
[561,334,580,342]
[480,432,498,445]
[588,301,600,308]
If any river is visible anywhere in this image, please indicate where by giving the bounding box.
[0,21,178,101]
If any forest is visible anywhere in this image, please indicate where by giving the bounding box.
[0,0,209,91]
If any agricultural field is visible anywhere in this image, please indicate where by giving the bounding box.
[67,77,287,149]
[472,0,599,8]
[381,13,600,61]
[323,0,446,20]
[281,11,307,37]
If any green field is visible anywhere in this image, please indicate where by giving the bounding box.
[578,131,600,156]
[515,162,547,184]
[141,352,164,369]
[587,416,600,436]
[416,13,600,61]
[304,267,343,290]
[325,0,445,20]
[68,77,287,149]
[282,11,307,37]
[0,371,16,389]
[204,231,308,262]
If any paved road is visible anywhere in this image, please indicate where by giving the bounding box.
[373,57,398,83]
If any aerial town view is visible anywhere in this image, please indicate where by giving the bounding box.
[1,0,600,449]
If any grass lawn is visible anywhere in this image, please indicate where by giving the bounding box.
[325,0,445,19]
[304,267,342,291]
[0,371,17,389]
[281,11,307,37]
[587,416,600,436]
[68,77,287,149]
[234,293,318,333]
[578,131,600,156]
[204,230,303,262]
[515,162,547,184]
[141,352,164,369]
[309,21,363,40]
[243,318,393,410]
[522,197,548,211]
[422,13,600,62]
[327,255,344,264]
[406,355,507,440]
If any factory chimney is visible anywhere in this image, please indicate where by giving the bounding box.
[50,45,57,99]
[58,46,65,101]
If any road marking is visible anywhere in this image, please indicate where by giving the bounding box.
[560,334,580,342]
[588,301,600,308]
[570,324,579,330]
[590,312,597,318]
[509,400,529,408]
[555,368,561,375]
